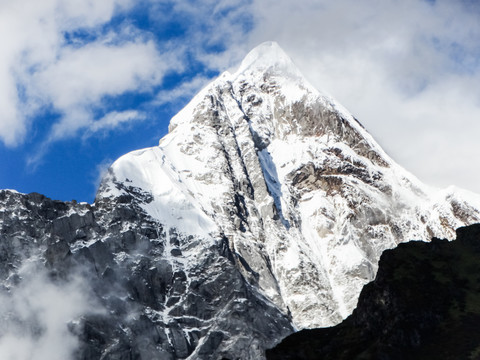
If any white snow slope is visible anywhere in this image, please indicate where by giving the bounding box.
[99,41,480,329]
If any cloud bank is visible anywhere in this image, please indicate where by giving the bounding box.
[245,0,480,192]
[1,0,479,194]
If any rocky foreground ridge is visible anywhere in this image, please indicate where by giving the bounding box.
[1,42,480,359]
[267,223,480,360]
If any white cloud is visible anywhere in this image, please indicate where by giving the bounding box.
[0,263,99,360]
[86,110,146,136]
[0,0,181,148]
[3,0,480,194]
[92,157,115,198]
[0,67,23,146]
[149,0,252,71]
[37,40,163,110]
[242,0,480,193]
[34,38,177,141]
[155,75,213,105]
[0,0,132,146]
[0,0,251,150]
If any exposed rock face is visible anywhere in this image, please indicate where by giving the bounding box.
[266,223,480,360]
[0,189,292,360]
[1,42,480,359]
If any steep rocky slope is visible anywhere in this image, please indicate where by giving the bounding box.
[0,190,292,359]
[267,223,480,360]
[1,42,480,359]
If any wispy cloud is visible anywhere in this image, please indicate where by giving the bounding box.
[155,75,213,106]
[0,0,252,159]
[0,0,136,146]
[35,37,176,142]
[85,110,146,137]
[0,263,99,360]
[92,157,115,199]
[0,0,188,151]
[146,0,253,70]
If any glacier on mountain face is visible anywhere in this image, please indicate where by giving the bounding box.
[2,41,480,359]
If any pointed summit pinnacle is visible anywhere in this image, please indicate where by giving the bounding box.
[234,41,303,79]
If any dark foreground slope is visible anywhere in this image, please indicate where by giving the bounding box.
[267,224,480,360]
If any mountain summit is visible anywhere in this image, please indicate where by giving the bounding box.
[234,41,305,79]
[2,42,480,359]
[100,41,480,327]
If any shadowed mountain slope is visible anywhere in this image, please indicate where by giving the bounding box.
[267,223,480,360]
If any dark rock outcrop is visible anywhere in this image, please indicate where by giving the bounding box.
[267,223,480,360]
[0,189,292,359]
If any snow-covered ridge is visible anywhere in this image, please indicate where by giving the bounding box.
[99,147,216,238]
[98,41,480,329]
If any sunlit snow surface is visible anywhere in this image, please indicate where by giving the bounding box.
[99,41,480,328]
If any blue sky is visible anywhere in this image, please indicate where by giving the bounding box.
[1,0,480,202]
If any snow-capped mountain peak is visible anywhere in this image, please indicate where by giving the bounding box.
[234,41,304,80]
[91,42,480,357]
